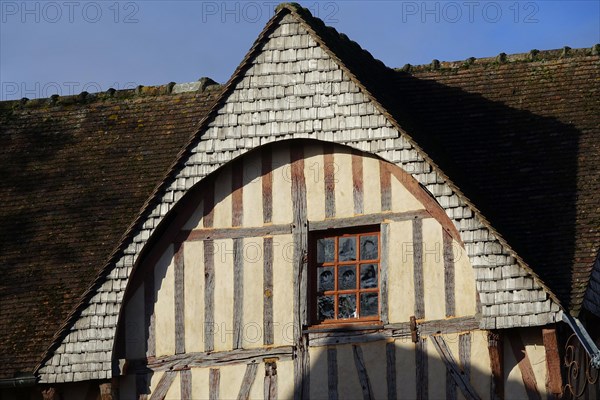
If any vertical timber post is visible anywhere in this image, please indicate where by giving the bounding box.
[488,330,504,400]
[542,327,563,399]
[291,146,309,399]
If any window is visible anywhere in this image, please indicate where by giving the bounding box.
[310,226,380,326]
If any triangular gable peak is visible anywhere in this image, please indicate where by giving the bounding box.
[37,3,560,383]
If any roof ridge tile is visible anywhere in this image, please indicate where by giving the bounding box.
[0,78,222,110]
[401,44,600,73]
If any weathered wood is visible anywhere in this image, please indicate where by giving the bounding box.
[386,316,479,339]
[352,150,364,215]
[293,312,307,399]
[447,332,470,400]
[263,237,274,345]
[209,368,220,400]
[309,328,391,347]
[415,338,428,400]
[353,345,374,400]
[204,239,215,352]
[177,224,292,242]
[299,319,311,392]
[487,331,504,400]
[443,230,456,317]
[431,335,481,400]
[308,210,429,231]
[509,331,541,400]
[233,238,244,349]
[410,315,418,343]
[412,218,425,319]
[291,146,309,400]
[379,160,391,211]
[386,342,397,400]
[459,333,472,380]
[301,335,311,397]
[130,346,294,373]
[324,143,336,218]
[144,263,156,357]
[237,363,259,400]
[447,368,457,400]
[174,242,185,355]
[203,179,215,228]
[327,347,339,400]
[262,147,273,224]
[149,370,176,400]
[542,327,563,398]
[307,324,386,334]
[264,361,278,400]
[180,369,192,400]
[381,223,390,324]
[99,382,113,400]
[232,159,244,227]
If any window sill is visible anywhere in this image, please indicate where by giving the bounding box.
[304,322,384,334]
[305,323,388,347]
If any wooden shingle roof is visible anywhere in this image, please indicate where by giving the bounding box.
[0,85,222,378]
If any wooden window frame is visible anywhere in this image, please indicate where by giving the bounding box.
[308,225,381,328]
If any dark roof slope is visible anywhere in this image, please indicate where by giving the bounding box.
[0,84,221,378]
[390,49,600,313]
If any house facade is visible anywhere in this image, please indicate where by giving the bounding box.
[1,3,599,399]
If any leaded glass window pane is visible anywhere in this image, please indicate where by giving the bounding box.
[338,294,357,319]
[317,267,334,292]
[360,235,378,260]
[338,265,357,290]
[360,293,378,317]
[318,295,335,320]
[317,238,335,264]
[338,237,356,261]
[360,264,378,289]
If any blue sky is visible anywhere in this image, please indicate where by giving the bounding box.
[1,0,598,100]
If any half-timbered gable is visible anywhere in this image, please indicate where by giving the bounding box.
[2,2,599,400]
[114,140,483,398]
